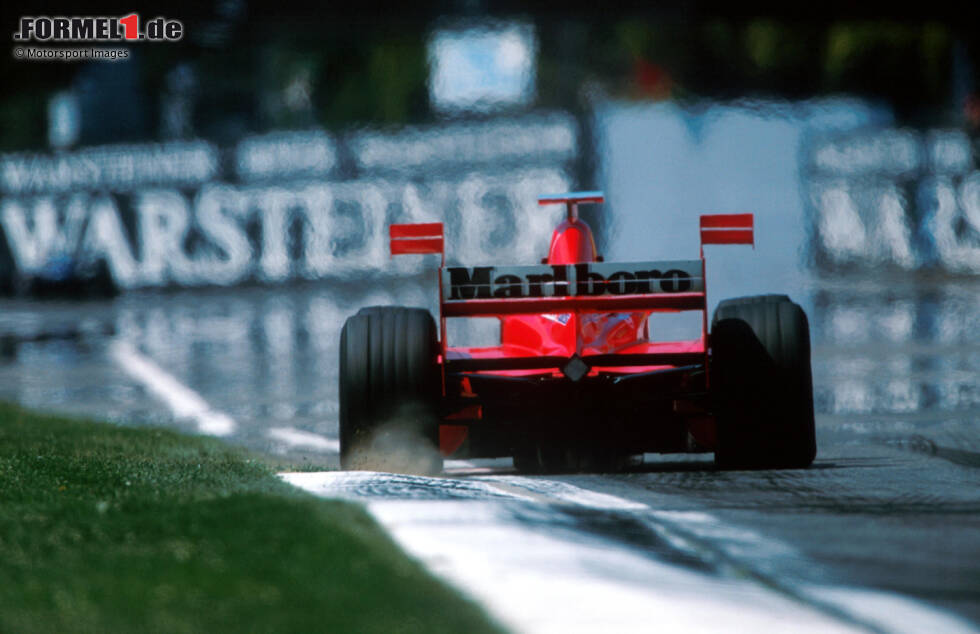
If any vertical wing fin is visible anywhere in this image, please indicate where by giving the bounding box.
[389,223,444,256]
[700,214,754,246]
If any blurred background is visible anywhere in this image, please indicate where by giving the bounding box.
[0,1,977,459]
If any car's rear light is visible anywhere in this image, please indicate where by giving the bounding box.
[561,355,590,382]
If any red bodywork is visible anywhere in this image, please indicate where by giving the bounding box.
[389,194,754,458]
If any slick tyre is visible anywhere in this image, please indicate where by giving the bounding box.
[338,307,441,473]
[711,295,816,469]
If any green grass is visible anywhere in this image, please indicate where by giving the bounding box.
[0,402,504,634]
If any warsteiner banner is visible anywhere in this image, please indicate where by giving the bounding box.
[0,114,578,292]
[804,129,980,274]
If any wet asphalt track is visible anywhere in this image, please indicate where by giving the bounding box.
[0,275,978,631]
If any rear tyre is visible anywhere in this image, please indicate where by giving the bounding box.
[711,295,816,469]
[339,307,441,473]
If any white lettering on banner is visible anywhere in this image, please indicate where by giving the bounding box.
[255,188,292,283]
[808,127,980,274]
[0,169,571,289]
[1,195,89,270]
[814,187,867,261]
[82,196,139,287]
[295,185,336,280]
[0,116,582,292]
[350,115,576,172]
[136,190,197,286]
[959,173,980,237]
[2,197,59,270]
[926,131,972,174]
[235,131,336,181]
[311,181,388,278]
[456,170,568,266]
[813,176,980,273]
[923,176,980,273]
[0,142,218,195]
[194,185,252,285]
[810,129,920,177]
[872,186,915,269]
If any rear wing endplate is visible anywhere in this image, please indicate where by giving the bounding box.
[700,213,754,247]
[390,223,444,261]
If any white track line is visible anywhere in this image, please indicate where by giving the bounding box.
[283,471,977,634]
[267,427,340,453]
[109,340,237,436]
[286,471,850,633]
[807,587,979,634]
[483,477,978,633]
[478,476,978,634]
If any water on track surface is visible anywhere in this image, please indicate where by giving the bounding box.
[285,471,976,634]
[565,444,980,622]
[0,275,978,630]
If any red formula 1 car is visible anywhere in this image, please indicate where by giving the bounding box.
[339,192,816,473]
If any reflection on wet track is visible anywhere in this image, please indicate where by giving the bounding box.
[0,275,978,631]
[284,470,976,634]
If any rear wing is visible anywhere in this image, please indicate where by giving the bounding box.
[388,211,755,379]
[441,260,704,317]
[537,191,604,205]
[538,191,604,221]
[389,213,754,316]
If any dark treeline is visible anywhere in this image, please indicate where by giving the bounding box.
[1,1,978,151]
